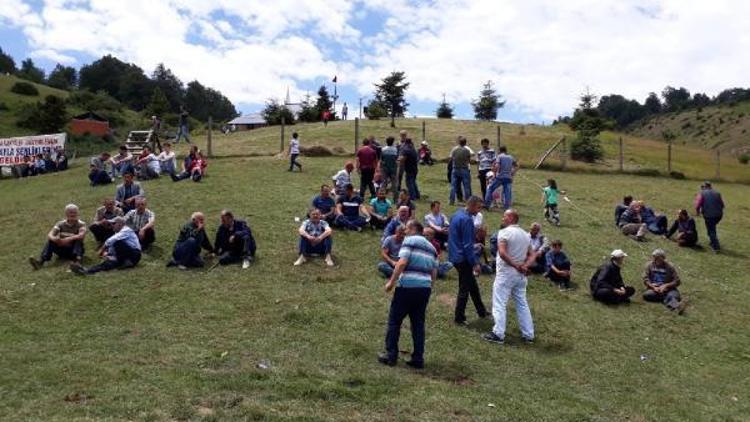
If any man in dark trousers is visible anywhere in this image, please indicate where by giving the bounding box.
[590,249,636,304]
[448,196,489,325]
[399,137,420,200]
[71,217,141,275]
[175,105,191,144]
[167,212,214,269]
[694,181,725,252]
[378,220,438,369]
[214,209,257,269]
[355,138,378,199]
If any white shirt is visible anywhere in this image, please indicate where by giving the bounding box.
[495,225,531,275]
[473,212,483,229]
[290,138,300,154]
[144,153,161,173]
[157,150,175,166]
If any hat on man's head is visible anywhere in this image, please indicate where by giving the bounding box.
[611,249,628,258]
[701,180,712,188]
[421,140,428,145]
[652,248,666,258]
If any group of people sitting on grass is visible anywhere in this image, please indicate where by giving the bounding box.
[88,143,208,186]
[12,149,68,178]
[614,181,725,252]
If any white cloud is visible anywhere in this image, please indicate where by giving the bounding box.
[2,0,749,120]
[29,48,76,64]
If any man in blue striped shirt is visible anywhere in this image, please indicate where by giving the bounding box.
[378,220,438,369]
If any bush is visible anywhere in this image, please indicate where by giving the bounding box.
[739,154,750,164]
[0,102,8,111]
[570,136,604,163]
[10,82,39,96]
[669,171,686,179]
[365,102,387,120]
[632,168,661,177]
[16,95,68,133]
[67,133,116,157]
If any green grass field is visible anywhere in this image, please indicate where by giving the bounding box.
[1,152,749,420]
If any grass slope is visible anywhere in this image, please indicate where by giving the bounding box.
[0,74,71,136]
[630,102,750,156]
[1,156,749,420]
[212,118,750,183]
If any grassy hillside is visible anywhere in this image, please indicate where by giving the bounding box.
[629,101,750,156]
[1,156,748,420]
[209,118,750,183]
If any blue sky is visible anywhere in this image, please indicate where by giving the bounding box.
[1,0,747,124]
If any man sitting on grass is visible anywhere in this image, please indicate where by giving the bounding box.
[311,184,337,223]
[71,217,141,275]
[643,249,686,313]
[383,206,412,241]
[332,161,354,198]
[590,249,635,304]
[395,189,416,219]
[334,184,368,231]
[424,201,449,249]
[545,239,571,290]
[618,202,648,241]
[528,222,550,273]
[115,171,145,213]
[171,151,207,182]
[377,225,406,278]
[89,198,124,244]
[424,228,454,279]
[665,209,698,247]
[110,145,134,177]
[29,204,86,270]
[167,212,214,270]
[214,210,256,269]
[89,152,113,186]
[294,208,335,267]
[614,195,633,226]
[639,201,668,235]
[134,146,161,180]
[367,188,393,229]
[124,197,156,250]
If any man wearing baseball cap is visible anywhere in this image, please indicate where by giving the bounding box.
[643,249,686,313]
[590,249,635,304]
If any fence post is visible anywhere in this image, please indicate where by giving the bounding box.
[560,137,567,170]
[422,120,426,142]
[207,116,213,158]
[715,150,720,179]
[496,125,501,150]
[354,117,360,154]
[280,117,285,153]
[619,137,624,172]
[667,139,672,173]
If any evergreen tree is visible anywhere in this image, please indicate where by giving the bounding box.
[46,64,78,90]
[145,87,170,118]
[661,86,691,112]
[315,85,333,119]
[373,71,409,127]
[152,63,185,112]
[643,92,662,115]
[436,94,454,119]
[472,80,505,121]
[365,99,387,120]
[0,47,16,74]
[261,99,294,125]
[569,89,607,162]
[298,93,319,123]
[17,58,45,83]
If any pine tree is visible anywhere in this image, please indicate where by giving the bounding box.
[298,93,319,122]
[569,88,607,162]
[436,94,454,119]
[373,71,409,127]
[46,64,78,90]
[17,58,45,84]
[0,47,16,74]
[472,80,505,121]
[315,85,333,119]
[145,87,170,118]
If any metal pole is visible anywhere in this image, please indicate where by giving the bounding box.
[496,125,501,150]
[715,150,720,179]
[561,137,567,170]
[619,137,624,172]
[422,120,426,142]
[667,140,672,173]
[354,117,360,154]
[280,116,285,153]
[207,116,213,158]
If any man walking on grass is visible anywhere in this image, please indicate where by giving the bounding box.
[378,220,438,369]
[694,181,724,253]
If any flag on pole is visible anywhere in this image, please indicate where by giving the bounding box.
[332,75,337,83]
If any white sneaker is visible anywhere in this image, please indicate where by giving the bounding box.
[294,255,306,266]
[325,255,335,267]
[242,258,251,269]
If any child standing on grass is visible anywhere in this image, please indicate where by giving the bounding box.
[288,132,302,172]
[542,179,565,226]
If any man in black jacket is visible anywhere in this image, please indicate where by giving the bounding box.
[214,210,256,269]
[590,249,635,304]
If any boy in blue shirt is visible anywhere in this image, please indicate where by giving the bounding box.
[545,239,571,290]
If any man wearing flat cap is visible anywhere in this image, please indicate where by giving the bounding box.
[643,249,686,313]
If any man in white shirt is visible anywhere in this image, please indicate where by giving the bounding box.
[135,146,161,179]
[157,143,176,175]
[332,161,354,198]
[482,209,536,345]
[288,132,302,172]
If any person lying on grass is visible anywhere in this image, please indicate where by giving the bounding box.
[71,217,141,275]
[29,204,87,270]
[295,208,334,267]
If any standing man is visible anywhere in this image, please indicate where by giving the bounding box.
[167,212,213,269]
[449,136,472,205]
[71,217,141,275]
[29,204,86,269]
[482,209,536,345]
[694,181,724,252]
[484,146,518,209]
[448,196,489,325]
[124,197,156,249]
[342,102,348,120]
[643,249,686,313]
[590,249,636,304]
[476,138,496,199]
[356,138,378,199]
[175,106,191,144]
[380,136,399,200]
[214,210,257,269]
[115,171,145,213]
[288,132,303,172]
[399,137,420,200]
[89,198,124,244]
[396,130,408,191]
[378,220,438,369]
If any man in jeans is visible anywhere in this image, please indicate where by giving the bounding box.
[476,138,496,199]
[694,181,725,252]
[399,137,420,200]
[449,136,472,205]
[29,204,87,269]
[448,196,489,325]
[482,209,536,345]
[484,146,518,209]
[642,249,686,313]
[378,220,438,369]
[618,202,648,241]
[356,138,378,199]
[71,217,141,275]
[175,106,191,144]
[380,136,399,201]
